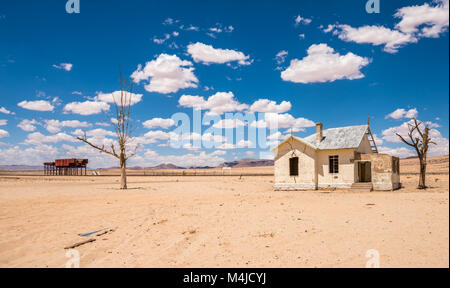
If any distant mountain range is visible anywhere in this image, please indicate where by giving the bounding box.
[100,158,274,170]
[0,158,275,171]
[216,158,274,168]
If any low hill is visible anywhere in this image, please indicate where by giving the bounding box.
[216,158,274,168]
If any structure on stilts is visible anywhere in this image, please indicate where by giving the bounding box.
[43,159,88,176]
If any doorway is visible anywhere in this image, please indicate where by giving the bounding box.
[358,161,372,182]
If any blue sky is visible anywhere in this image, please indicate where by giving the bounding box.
[0,0,448,168]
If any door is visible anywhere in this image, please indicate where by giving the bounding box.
[358,162,371,182]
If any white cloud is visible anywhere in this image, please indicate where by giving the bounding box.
[294,15,312,25]
[0,129,9,138]
[381,119,449,157]
[96,91,143,106]
[153,33,171,44]
[385,108,418,119]
[237,139,253,148]
[395,0,449,38]
[163,18,179,25]
[178,91,248,115]
[24,132,76,145]
[0,119,7,126]
[131,54,198,94]
[143,118,175,129]
[213,119,247,129]
[0,107,14,115]
[281,44,370,84]
[44,119,92,133]
[218,143,236,150]
[274,50,288,65]
[52,63,73,71]
[334,25,417,53]
[0,144,60,166]
[264,113,315,131]
[17,119,39,132]
[378,146,415,158]
[18,100,54,111]
[322,24,336,33]
[267,131,286,141]
[187,42,251,65]
[142,149,226,167]
[249,99,291,113]
[63,101,110,115]
[250,119,268,129]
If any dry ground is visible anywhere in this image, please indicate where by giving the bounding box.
[0,158,448,268]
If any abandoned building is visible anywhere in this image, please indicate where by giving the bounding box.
[43,159,88,176]
[272,123,401,191]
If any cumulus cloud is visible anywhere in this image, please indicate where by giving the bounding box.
[0,119,7,126]
[0,107,14,115]
[281,44,370,84]
[249,99,291,113]
[17,119,39,132]
[131,54,198,94]
[395,0,449,38]
[63,101,110,115]
[142,149,226,167]
[385,108,418,119]
[325,1,448,53]
[52,63,73,71]
[264,113,315,131]
[18,100,54,111]
[23,132,76,145]
[0,129,9,138]
[0,144,60,166]
[96,91,143,106]
[142,118,175,129]
[178,91,248,115]
[377,146,415,158]
[187,42,251,65]
[44,119,92,133]
[213,119,247,129]
[334,25,418,53]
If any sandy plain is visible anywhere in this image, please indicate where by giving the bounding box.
[0,156,448,267]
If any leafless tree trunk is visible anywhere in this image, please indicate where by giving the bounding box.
[396,118,435,189]
[77,72,137,189]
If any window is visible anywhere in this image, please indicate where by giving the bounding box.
[289,157,299,176]
[329,155,339,174]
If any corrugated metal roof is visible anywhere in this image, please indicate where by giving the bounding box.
[302,124,368,150]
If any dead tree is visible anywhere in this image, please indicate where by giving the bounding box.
[396,118,435,189]
[77,74,137,189]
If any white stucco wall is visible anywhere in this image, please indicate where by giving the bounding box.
[273,140,316,190]
[316,149,356,188]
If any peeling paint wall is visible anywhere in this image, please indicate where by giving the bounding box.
[360,153,401,190]
[274,140,316,190]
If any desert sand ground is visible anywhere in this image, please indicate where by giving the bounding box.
[0,157,448,268]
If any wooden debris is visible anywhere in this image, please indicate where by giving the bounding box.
[64,238,96,249]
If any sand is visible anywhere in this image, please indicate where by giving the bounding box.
[0,158,448,268]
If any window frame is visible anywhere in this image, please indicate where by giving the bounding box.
[329,155,339,174]
[289,157,299,176]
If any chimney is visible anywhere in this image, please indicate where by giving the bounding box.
[316,123,323,142]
